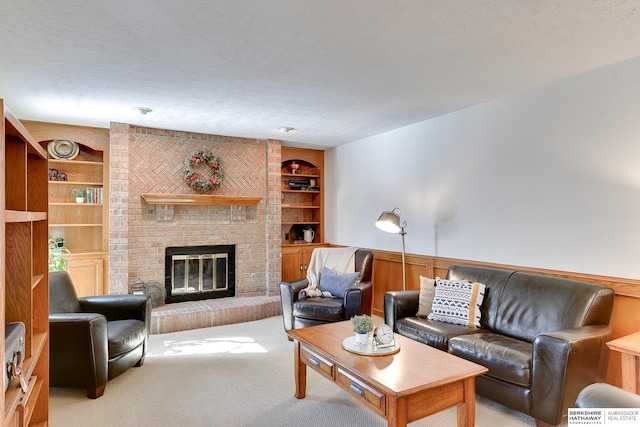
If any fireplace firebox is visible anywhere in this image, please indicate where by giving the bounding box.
[165,245,235,304]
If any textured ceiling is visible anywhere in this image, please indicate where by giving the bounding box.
[2,1,640,148]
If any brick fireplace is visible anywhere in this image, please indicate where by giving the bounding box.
[107,123,283,320]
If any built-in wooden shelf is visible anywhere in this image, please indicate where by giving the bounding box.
[50,223,102,227]
[2,101,49,425]
[49,181,103,186]
[282,221,321,225]
[50,202,102,206]
[141,193,262,206]
[4,210,47,223]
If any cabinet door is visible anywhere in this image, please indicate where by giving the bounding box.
[302,247,316,276]
[282,249,303,282]
[66,256,104,297]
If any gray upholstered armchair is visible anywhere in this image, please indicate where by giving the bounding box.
[49,271,151,398]
[280,248,373,335]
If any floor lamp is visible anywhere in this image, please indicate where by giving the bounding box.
[375,207,407,291]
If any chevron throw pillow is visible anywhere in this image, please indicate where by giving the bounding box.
[427,277,486,328]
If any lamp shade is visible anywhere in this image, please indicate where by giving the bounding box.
[375,207,407,290]
[375,210,401,234]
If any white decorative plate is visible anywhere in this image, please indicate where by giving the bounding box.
[48,140,79,160]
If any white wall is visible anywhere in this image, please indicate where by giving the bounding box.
[325,55,640,279]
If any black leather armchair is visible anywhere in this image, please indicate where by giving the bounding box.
[280,248,373,334]
[49,271,151,398]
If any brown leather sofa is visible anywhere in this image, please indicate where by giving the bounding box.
[384,264,614,426]
[280,248,373,333]
[49,271,151,398]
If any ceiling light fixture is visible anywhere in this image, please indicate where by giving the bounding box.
[279,127,295,133]
[133,107,153,115]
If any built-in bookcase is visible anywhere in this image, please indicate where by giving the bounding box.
[1,100,49,426]
[24,121,110,298]
[280,147,328,282]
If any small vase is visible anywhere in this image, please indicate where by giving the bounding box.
[355,332,369,344]
[75,197,84,203]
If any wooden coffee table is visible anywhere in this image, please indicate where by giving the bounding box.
[287,321,488,427]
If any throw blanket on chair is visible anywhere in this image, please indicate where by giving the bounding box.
[300,247,359,298]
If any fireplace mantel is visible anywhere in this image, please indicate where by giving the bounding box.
[141,193,262,206]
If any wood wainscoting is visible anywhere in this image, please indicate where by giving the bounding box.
[371,249,640,388]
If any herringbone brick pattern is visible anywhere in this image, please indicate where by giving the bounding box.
[129,130,265,196]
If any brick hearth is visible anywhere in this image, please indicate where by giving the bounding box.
[150,296,282,334]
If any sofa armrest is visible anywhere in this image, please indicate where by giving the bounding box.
[384,290,420,332]
[49,313,109,390]
[344,281,372,319]
[79,295,151,324]
[531,324,613,425]
[576,383,640,408]
[279,278,310,332]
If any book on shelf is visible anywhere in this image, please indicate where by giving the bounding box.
[85,187,103,204]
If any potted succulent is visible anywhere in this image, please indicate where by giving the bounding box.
[71,189,86,203]
[351,314,374,343]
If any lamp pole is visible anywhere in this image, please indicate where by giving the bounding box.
[400,222,407,291]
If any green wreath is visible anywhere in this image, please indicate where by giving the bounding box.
[183,149,224,193]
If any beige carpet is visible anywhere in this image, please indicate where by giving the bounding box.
[50,316,536,426]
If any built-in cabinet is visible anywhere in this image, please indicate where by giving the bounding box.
[24,122,109,297]
[281,147,328,282]
[281,244,329,282]
[1,101,49,426]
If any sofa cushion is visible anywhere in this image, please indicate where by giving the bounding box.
[448,332,532,387]
[428,278,485,327]
[107,319,146,358]
[416,276,436,318]
[319,267,360,298]
[492,271,613,342]
[293,298,345,322]
[396,317,483,351]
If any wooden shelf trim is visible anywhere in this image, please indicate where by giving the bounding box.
[282,205,320,209]
[48,159,103,166]
[4,106,48,158]
[141,193,262,206]
[49,181,103,186]
[50,223,102,227]
[282,173,320,178]
[49,202,102,206]
[4,210,47,223]
[32,273,44,290]
[62,251,108,257]
[282,221,321,225]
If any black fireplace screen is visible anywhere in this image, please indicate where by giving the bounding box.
[165,245,235,303]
